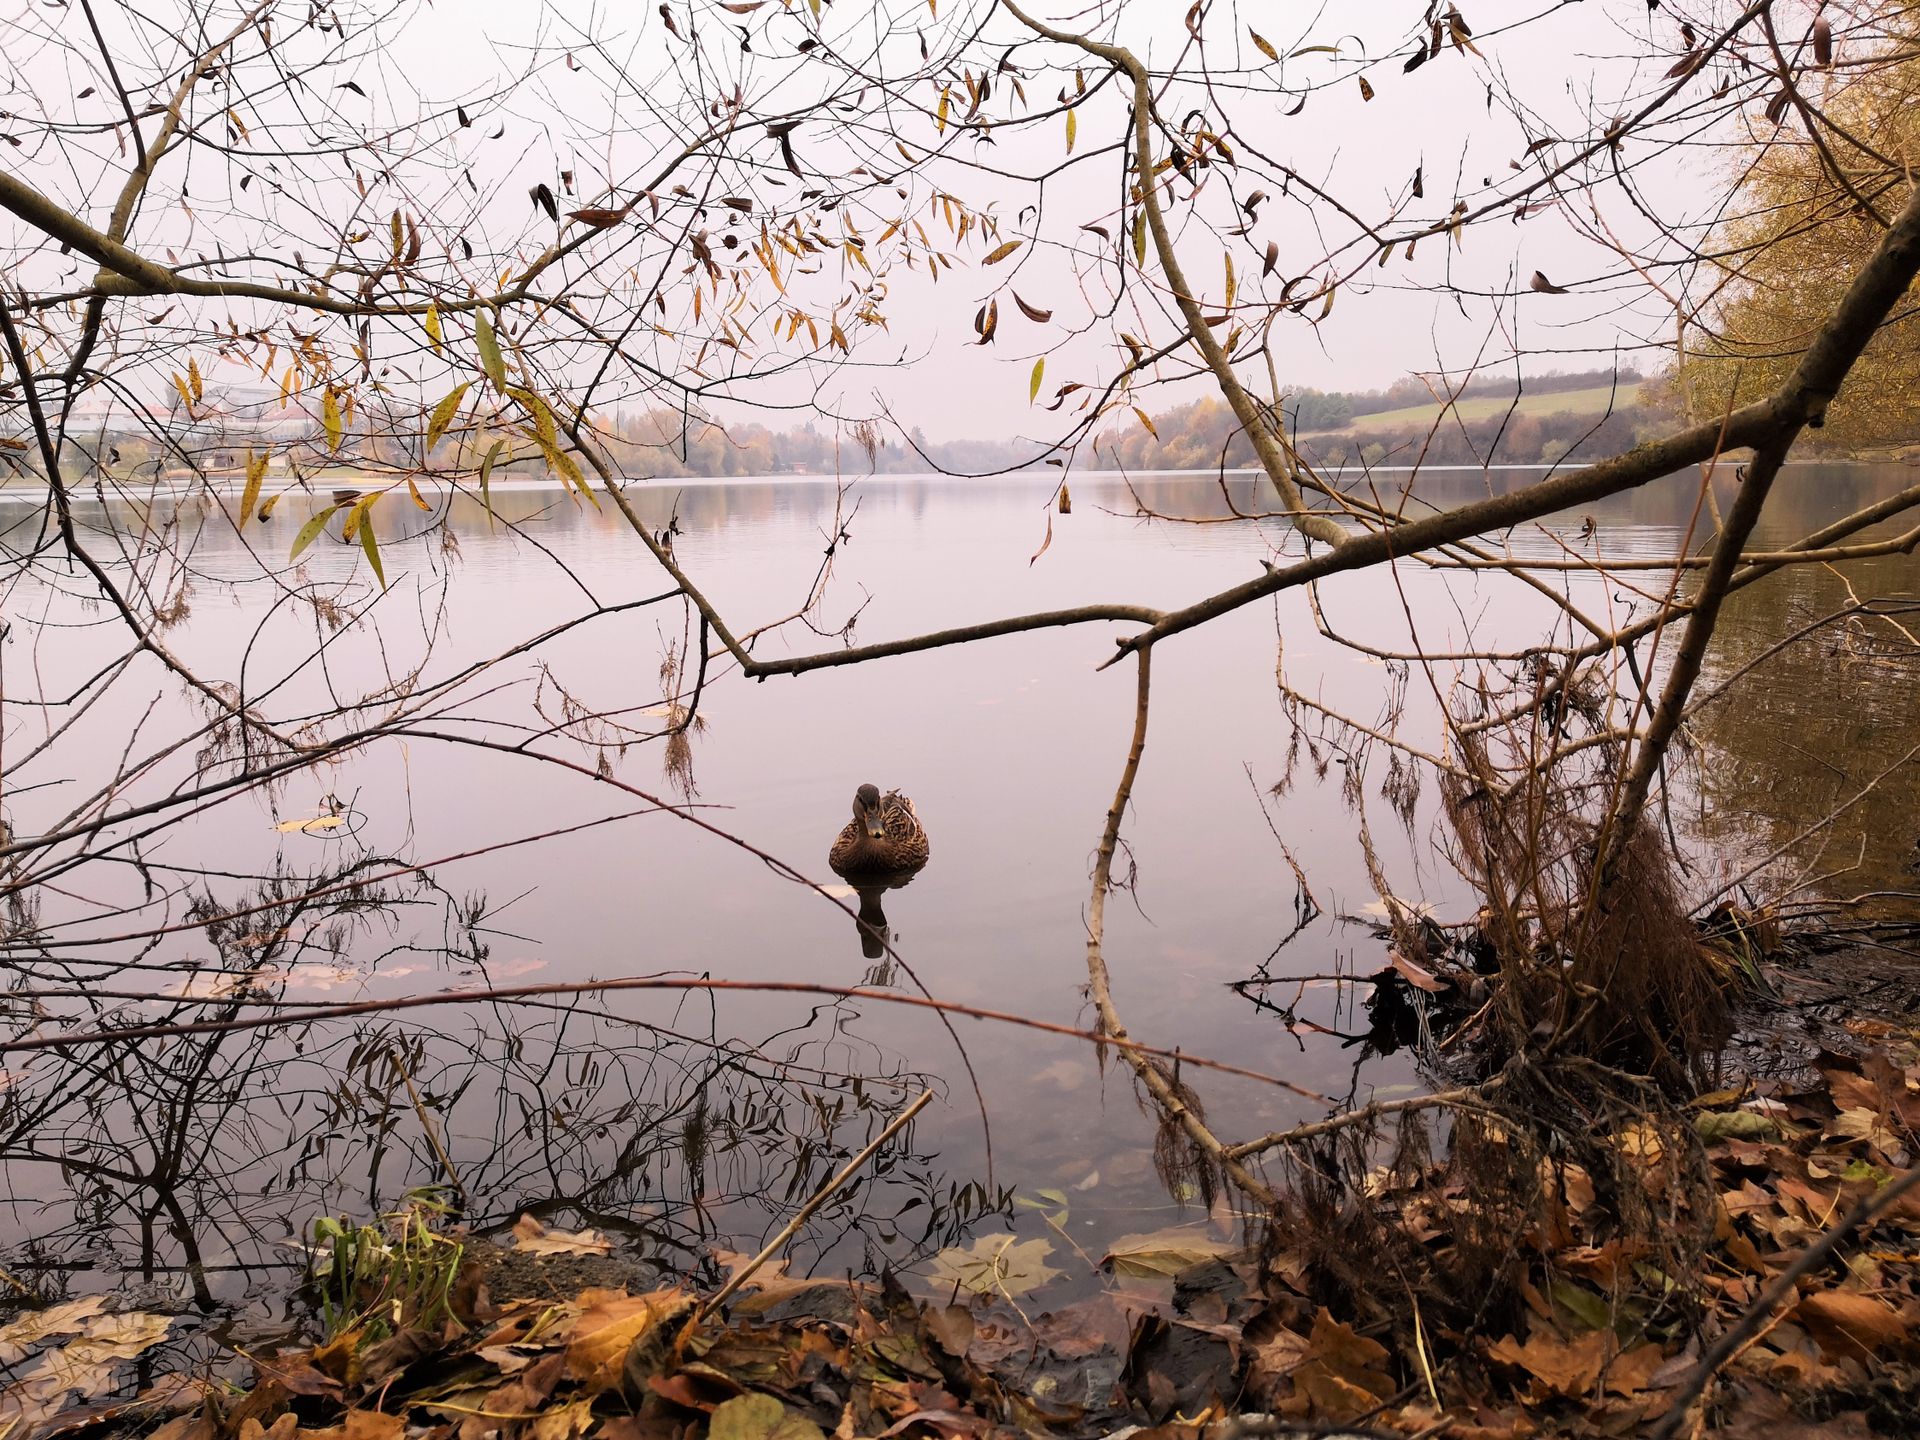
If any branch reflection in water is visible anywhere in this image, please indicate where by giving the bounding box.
[0,860,1002,1324]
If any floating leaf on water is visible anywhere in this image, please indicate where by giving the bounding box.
[1103,1226,1239,1279]
[0,1297,110,1363]
[511,1214,613,1257]
[274,814,346,834]
[924,1233,1061,1298]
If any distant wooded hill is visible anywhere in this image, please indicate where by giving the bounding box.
[589,368,1662,479]
[1094,369,1664,473]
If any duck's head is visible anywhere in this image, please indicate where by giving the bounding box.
[852,783,886,839]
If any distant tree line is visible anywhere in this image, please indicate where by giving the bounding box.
[1303,406,1652,471]
[1093,386,1658,474]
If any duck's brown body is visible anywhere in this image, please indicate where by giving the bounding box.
[829,785,930,880]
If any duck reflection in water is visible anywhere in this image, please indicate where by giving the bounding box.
[829,784,930,974]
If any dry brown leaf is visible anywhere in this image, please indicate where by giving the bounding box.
[0,1297,110,1363]
[1295,1363,1381,1419]
[512,1214,614,1257]
[529,1397,596,1440]
[1828,1107,1903,1155]
[342,1412,404,1440]
[1102,1226,1240,1279]
[1604,1341,1669,1396]
[1486,1328,1609,1396]
[565,1287,693,1391]
[1791,1289,1907,1363]
[1287,1308,1394,1416]
[1305,1307,1389,1374]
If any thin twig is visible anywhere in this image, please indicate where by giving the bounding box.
[687,1089,933,1327]
[1649,1165,1920,1440]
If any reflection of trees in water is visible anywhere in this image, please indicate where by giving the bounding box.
[1690,548,1920,911]
[0,865,999,1317]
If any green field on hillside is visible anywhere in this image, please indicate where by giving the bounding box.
[1302,381,1651,434]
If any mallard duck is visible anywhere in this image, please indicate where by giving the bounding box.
[829,784,930,880]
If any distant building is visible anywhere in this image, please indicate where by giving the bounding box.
[67,380,319,473]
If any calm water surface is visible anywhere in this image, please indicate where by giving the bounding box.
[1,462,1915,1331]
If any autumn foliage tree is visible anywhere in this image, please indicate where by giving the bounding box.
[1679,8,1920,448]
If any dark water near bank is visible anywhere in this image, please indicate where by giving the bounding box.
[0,462,1915,1336]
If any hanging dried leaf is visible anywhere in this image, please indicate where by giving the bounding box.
[288,504,344,563]
[568,205,630,228]
[982,239,1022,264]
[1250,30,1279,63]
[478,438,504,530]
[239,449,269,526]
[426,383,470,451]
[1357,75,1375,101]
[476,311,508,391]
[1012,292,1053,323]
[1664,49,1701,80]
[358,506,386,589]
[321,389,343,450]
[1028,356,1045,403]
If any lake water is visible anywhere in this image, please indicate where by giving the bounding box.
[0,461,1915,1334]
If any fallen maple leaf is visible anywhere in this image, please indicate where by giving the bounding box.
[924,1234,1061,1298]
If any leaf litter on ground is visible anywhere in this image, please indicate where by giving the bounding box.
[4,1023,1918,1440]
